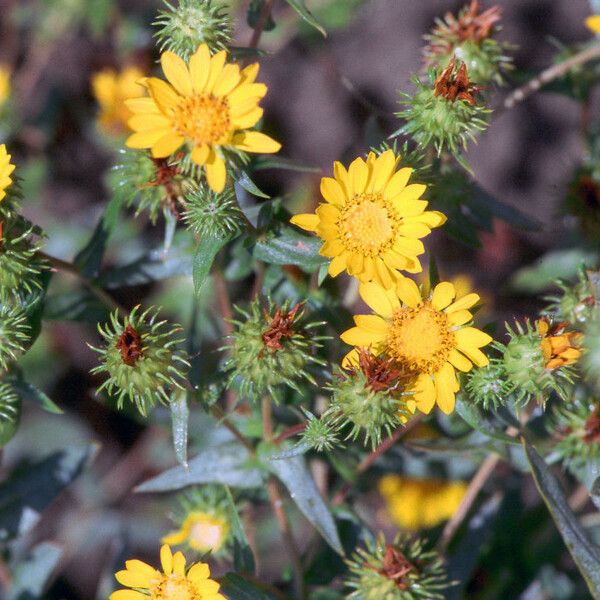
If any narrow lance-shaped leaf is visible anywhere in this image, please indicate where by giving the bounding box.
[284,0,327,36]
[225,486,256,574]
[193,234,230,296]
[523,439,600,598]
[170,391,189,468]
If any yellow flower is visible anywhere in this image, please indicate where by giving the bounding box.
[290,150,446,288]
[110,544,225,600]
[379,474,467,530]
[536,319,582,370]
[125,44,281,193]
[341,278,492,415]
[162,511,230,554]
[0,66,10,106]
[0,144,16,202]
[92,66,145,136]
[586,15,600,34]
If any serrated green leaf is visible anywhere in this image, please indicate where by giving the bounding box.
[171,392,189,468]
[523,440,600,598]
[284,0,326,36]
[193,235,230,296]
[254,227,326,271]
[7,542,62,600]
[268,453,343,555]
[0,445,95,540]
[136,442,265,492]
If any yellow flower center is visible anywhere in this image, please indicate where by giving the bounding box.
[339,193,396,255]
[172,94,231,145]
[188,516,225,552]
[387,302,454,373]
[151,575,200,600]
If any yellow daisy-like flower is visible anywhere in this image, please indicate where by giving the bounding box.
[379,474,467,530]
[0,66,10,106]
[125,43,281,193]
[586,15,600,34]
[110,544,225,600]
[92,66,145,136]
[162,511,230,554]
[0,144,16,202]
[341,278,492,415]
[290,150,446,288]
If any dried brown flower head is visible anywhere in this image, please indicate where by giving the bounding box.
[116,324,143,367]
[345,348,409,393]
[262,303,303,352]
[583,405,600,444]
[378,544,416,590]
[434,58,480,105]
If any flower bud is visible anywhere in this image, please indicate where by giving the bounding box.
[545,270,596,326]
[154,0,232,60]
[90,306,190,416]
[0,380,21,445]
[0,304,30,372]
[346,533,449,600]
[464,358,509,409]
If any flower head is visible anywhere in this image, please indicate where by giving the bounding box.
[379,475,467,530]
[291,150,446,287]
[341,278,492,415]
[110,543,225,600]
[126,44,281,193]
[586,15,600,34]
[162,487,232,557]
[0,145,16,203]
[92,66,145,136]
[0,66,11,106]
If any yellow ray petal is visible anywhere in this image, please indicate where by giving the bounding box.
[109,591,146,600]
[188,562,211,583]
[190,44,211,92]
[316,203,340,222]
[161,51,193,96]
[146,78,180,111]
[213,63,241,97]
[151,133,184,158]
[172,551,186,575]
[205,50,228,93]
[340,326,386,347]
[383,167,413,200]
[232,131,281,153]
[408,210,446,228]
[124,560,159,578]
[328,252,347,277]
[128,113,170,132]
[125,97,161,114]
[115,570,153,588]
[456,345,489,367]
[126,129,171,149]
[447,309,472,326]
[320,177,346,207]
[347,156,369,197]
[586,15,600,33]
[359,281,399,318]
[454,327,493,349]
[160,544,173,575]
[232,107,263,129]
[205,154,227,193]
[395,276,421,307]
[411,374,436,414]
[321,238,344,257]
[354,314,389,333]
[446,293,480,313]
[291,213,319,232]
[369,149,397,192]
[448,349,473,372]
[431,281,456,311]
[434,363,457,414]
[192,144,210,165]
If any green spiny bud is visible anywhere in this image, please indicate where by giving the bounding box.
[582,315,600,390]
[325,350,412,449]
[500,321,572,406]
[154,0,232,60]
[465,358,509,409]
[397,59,490,156]
[544,270,596,326]
[0,380,21,445]
[90,305,190,416]
[301,409,343,453]
[182,184,244,238]
[223,299,326,402]
[0,215,47,301]
[552,400,600,475]
[0,304,31,372]
[422,0,512,86]
[162,486,233,558]
[110,150,185,224]
[345,533,450,600]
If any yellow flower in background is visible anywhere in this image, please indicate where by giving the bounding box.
[162,511,230,554]
[0,66,11,106]
[537,319,582,370]
[291,150,446,288]
[110,544,225,600]
[379,474,467,530]
[341,278,492,414]
[586,15,600,34]
[92,66,145,136]
[125,43,281,193]
[0,145,16,202]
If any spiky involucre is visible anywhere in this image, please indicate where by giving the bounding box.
[182,184,244,239]
[544,271,597,326]
[465,358,510,410]
[222,299,326,402]
[90,305,190,415]
[583,315,600,390]
[0,381,21,445]
[0,215,47,301]
[396,74,490,156]
[346,533,450,600]
[154,0,232,60]
[0,304,31,372]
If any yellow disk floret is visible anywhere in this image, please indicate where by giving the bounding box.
[0,145,16,202]
[110,544,225,600]
[291,150,446,288]
[92,66,146,136]
[125,44,281,193]
[341,278,492,414]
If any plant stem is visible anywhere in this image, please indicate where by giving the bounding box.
[248,0,275,50]
[262,396,305,599]
[504,42,600,110]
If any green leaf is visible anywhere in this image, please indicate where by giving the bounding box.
[193,235,230,296]
[253,156,320,173]
[7,542,62,600]
[523,440,600,598]
[235,170,270,199]
[0,445,95,540]
[455,397,520,446]
[225,486,256,574]
[219,573,281,600]
[284,0,326,36]
[44,290,109,323]
[268,453,343,555]
[10,378,62,414]
[74,194,122,278]
[170,392,189,468]
[136,442,266,493]
[254,227,326,271]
